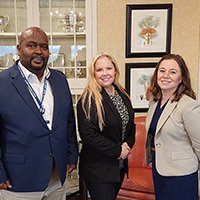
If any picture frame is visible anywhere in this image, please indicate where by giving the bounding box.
[126,4,172,58]
[125,63,157,112]
[198,55,200,102]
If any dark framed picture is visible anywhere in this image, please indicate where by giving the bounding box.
[125,63,157,112]
[126,4,172,58]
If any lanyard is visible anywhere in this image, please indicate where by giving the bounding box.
[18,65,47,114]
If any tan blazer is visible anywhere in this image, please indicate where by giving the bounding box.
[145,94,200,176]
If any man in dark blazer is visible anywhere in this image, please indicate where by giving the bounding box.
[0,27,79,199]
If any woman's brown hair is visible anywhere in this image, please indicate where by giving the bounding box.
[149,54,196,101]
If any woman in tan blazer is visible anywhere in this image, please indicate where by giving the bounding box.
[145,54,200,200]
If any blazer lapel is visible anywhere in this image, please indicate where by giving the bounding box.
[47,71,60,130]
[102,88,122,130]
[10,63,48,128]
[156,99,178,135]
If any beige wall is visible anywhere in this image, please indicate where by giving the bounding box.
[97,0,200,95]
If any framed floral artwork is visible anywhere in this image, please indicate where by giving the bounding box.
[126,4,172,58]
[125,63,157,112]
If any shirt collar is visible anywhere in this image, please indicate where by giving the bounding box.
[18,61,51,82]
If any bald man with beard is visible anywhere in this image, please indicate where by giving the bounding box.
[0,27,79,200]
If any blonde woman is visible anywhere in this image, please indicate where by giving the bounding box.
[77,52,135,200]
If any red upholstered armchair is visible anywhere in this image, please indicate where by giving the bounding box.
[117,116,155,200]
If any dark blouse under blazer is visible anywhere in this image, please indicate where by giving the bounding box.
[77,85,135,183]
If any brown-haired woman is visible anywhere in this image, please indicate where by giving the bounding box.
[145,54,200,200]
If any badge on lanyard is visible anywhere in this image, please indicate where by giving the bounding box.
[18,65,47,115]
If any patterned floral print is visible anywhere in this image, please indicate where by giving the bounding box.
[109,90,129,168]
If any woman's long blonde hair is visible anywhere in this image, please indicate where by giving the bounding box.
[80,52,130,131]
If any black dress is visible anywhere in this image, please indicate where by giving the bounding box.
[149,100,198,200]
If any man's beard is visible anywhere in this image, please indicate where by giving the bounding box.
[30,57,46,71]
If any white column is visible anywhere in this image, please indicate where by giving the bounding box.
[26,0,40,27]
[86,0,97,73]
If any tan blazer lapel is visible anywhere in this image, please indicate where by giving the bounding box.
[156,99,178,135]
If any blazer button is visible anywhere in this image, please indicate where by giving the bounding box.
[156,143,161,148]
[49,153,54,157]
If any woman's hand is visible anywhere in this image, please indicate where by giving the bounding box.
[119,142,131,160]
